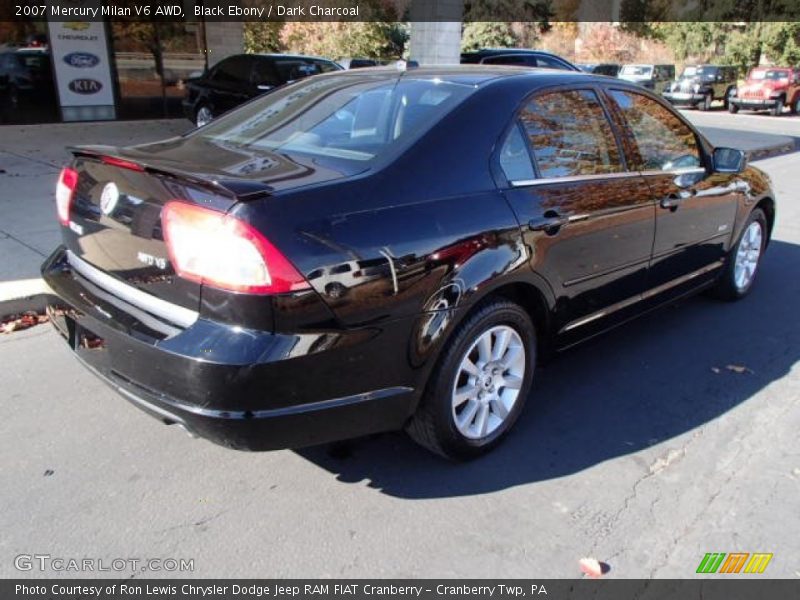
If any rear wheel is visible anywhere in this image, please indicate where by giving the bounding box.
[791,97,800,115]
[728,101,739,114]
[406,299,536,460]
[712,209,767,301]
[699,93,712,111]
[770,97,784,116]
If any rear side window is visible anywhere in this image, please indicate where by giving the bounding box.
[519,89,624,178]
[482,55,532,67]
[499,124,535,182]
[608,90,701,171]
[535,55,570,70]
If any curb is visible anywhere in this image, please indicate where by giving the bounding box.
[0,279,50,321]
[746,139,798,162]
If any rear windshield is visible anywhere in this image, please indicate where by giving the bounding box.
[681,66,715,80]
[193,74,474,163]
[620,65,652,78]
[749,69,790,81]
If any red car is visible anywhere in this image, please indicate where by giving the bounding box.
[729,66,800,115]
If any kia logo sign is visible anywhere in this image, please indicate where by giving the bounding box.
[68,79,102,94]
[64,52,100,68]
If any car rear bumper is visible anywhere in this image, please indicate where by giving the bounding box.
[41,246,416,450]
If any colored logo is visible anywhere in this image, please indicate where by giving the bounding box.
[63,22,90,31]
[63,52,100,69]
[99,182,119,216]
[68,79,102,95]
[696,553,773,574]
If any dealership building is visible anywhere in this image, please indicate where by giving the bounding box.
[0,3,468,127]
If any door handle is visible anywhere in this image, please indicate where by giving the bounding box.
[660,189,695,210]
[529,213,569,233]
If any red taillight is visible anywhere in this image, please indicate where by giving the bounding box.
[161,201,309,295]
[56,167,78,226]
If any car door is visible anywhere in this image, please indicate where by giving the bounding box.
[500,86,656,342]
[604,87,740,295]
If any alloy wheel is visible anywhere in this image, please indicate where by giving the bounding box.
[734,221,763,291]
[196,106,213,127]
[451,325,526,440]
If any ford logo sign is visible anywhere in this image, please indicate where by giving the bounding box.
[68,79,102,94]
[64,52,100,68]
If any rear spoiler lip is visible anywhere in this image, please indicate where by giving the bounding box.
[67,145,274,201]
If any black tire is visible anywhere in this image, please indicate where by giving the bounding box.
[728,102,739,114]
[699,93,712,111]
[406,298,536,460]
[712,208,767,301]
[791,97,800,115]
[770,97,784,117]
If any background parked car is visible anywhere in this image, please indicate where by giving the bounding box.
[728,67,800,116]
[182,53,342,126]
[337,57,379,69]
[663,65,737,111]
[578,63,621,77]
[618,63,675,94]
[0,48,55,109]
[461,48,580,71]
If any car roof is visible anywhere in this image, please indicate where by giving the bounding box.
[251,53,338,62]
[324,64,619,89]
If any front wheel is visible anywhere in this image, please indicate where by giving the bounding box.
[406,299,536,460]
[770,98,784,116]
[712,209,767,301]
[791,97,800,115]
[699,93,712,111]
[728,101,739,114]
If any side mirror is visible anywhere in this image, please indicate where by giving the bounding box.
[713,147,747,173]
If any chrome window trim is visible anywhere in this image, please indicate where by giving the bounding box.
[639,167,707,177]
[67,250,199,329]
[510,167,708,188]
[510,171,640,187]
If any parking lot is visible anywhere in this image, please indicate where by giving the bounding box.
[1,109,799,579]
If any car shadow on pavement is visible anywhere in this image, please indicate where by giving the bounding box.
[296,240,800,499]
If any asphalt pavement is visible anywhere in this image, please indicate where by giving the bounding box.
[0,111,798,579]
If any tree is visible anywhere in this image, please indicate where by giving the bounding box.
[461,22,518,52]
[243,22,284,54]
[281,22,408,60]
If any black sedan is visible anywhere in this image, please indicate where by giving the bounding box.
[43,66,775,459]
[182,53,342,127]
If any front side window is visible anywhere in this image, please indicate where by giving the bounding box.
[608,89,701,171]
[519,89,624,178]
